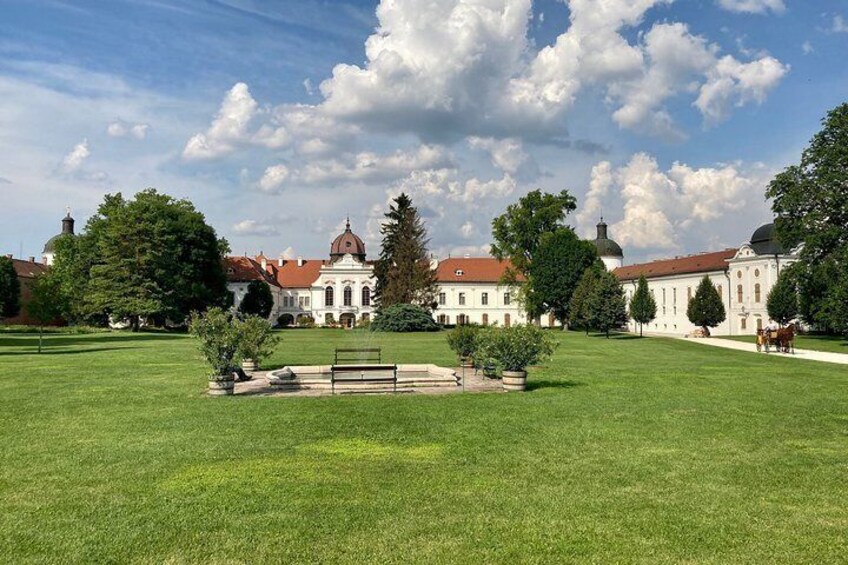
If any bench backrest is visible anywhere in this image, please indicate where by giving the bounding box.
[334,348,381,364]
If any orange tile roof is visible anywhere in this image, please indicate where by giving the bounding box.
[614,249,738,281]
[435,257,523,283]
[274,259,326,288]
[223,256,279,286]
[10,258,49,279]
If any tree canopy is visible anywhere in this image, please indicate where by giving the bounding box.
[587,270,628,338]
[629,275,657,337]
[239,280,274,319]
[26,273,65,352]
[687,275,726,333]
[527,228,600,326]
[766,103,848,334]
[569,266,603,334]
[0,256,21,320]
[373,193,438,310]
[767,268,799,326]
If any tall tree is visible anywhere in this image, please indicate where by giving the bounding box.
[0,256,21,321]
[527,228,601,327]
[491,189,577,280]
[628,275,657,337]
[26,273,65,353]
[587,270,628,338]
[569,266,602,335]
[766,103,848,334]
[373,193,438,310]
[239,280,274,319]
[767,268,799,327]
[687,275,726,335]
[55,189,230,330]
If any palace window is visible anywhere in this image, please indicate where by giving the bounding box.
[343,286,353,307]
[481,292,488,306]
[756,318,763,331]
[457,314,468,326]
[437,314,448,325]
[438,292,446,306]
[737,285,743,304]
[754,283,761,303]
[504,292,511,306]
[754,268,760,277]
[741,317,747,330]
[361,286,371,307]
[482,314,489,326]
[361,313,370,323]
[504,313,511,328]
[662,288,666,305]
[717,285,722,299]
[325,313,335,325]
[455,269,464,276]
[687,287,692,302]
[325,286,334,307]
[299,295,310,308]
[458,292,466,306]
[673,288,677,305]
[737,270,742,279]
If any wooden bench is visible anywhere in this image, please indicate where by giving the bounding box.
[331,348,397,394]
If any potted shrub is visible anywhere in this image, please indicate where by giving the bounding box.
[476,324,556,391]
[189,307,242,396]
[238,315,280,373]
[446,324,479,368]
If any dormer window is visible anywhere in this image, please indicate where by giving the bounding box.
[455,269,464,276]
[227,267,235,275]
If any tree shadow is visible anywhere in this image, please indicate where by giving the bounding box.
[0,333,182,348]
[526,379,585,392]
[0,347,139,356]
[587,333,643,340]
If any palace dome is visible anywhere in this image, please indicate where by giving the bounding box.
[593,219,623,258]
[330,219,366,261]
[43,212,75,254]
[749,222,785,255]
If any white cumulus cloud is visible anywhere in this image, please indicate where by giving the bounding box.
[258,164,291,193]
[107,120,149,139]
[717,0,785,14]
[61,139,90,172]
[232,219,280,236]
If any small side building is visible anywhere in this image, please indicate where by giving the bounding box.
[2,255,50,326]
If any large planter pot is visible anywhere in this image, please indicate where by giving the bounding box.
[502,370,527,392]
[241,359,257,372]
[208,374,235,396]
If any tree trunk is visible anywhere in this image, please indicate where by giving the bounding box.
[606,329,610,339]
[38,326,43,354]
[131,316,140,332]
[640,323,643,337]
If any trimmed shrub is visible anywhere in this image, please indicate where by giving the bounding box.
[370,304,440,333]
[446,324,480,361]
[189,307,242,377]
[237,315,280,368]
[475,324,557,373]
[297,315,315,328]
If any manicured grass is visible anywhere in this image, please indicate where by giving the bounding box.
[725,333,848,354]
[1,329,847,563]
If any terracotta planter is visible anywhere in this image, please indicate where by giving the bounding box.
[502,370,527,392]
[208,374,235,396]
[241,359,257,372]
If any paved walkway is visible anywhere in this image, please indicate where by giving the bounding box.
[676,336,848,366]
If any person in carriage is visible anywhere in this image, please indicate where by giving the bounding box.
[756,320,795,354]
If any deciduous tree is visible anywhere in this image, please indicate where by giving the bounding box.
[687,275,726,335]
[26,273,65,353]
[588,270,628,338]
[628,275,657,337]
[239,280,274,319]
[0,256,20,321]
[569,266,602,335]
[767,268,799,326]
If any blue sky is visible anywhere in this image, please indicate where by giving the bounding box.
[1,0,846,264]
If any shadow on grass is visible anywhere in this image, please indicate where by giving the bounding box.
[526,379,584,392]
[587,333,643,340]
[0,347,140,356]
[0,333,182,349]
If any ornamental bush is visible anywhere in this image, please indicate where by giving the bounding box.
[370,304,440,332]
[474,324,556,373]
[446,324,480,361]
[189,307,242,377]
[237,315,279,367]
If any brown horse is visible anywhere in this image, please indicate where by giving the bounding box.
[757,324,795,354]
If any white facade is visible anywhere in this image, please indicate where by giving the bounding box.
[433,284,529,327]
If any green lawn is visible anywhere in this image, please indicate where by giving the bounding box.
[1,329,847,563]
[725,333,848,355]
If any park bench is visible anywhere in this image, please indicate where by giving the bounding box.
[331,348,397,394]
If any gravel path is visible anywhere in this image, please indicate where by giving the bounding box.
[677,336,848,366]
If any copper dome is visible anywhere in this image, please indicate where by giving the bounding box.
[330,219,366,260]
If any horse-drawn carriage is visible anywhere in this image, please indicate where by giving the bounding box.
[756,324,796,354]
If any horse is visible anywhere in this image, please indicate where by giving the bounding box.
[757,324,795,354]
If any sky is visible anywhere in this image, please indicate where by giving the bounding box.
[1,0,846,265]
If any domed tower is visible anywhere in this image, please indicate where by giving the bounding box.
[749,222,786,255]
[329,218,366,262]
[592,218,623,271]
[42,211,75,266]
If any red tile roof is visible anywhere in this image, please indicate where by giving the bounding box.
[10,258,49,279]
[614,249,738,281]
[223,256,279,286]
[275,259,326,288]
[435,257,523,283]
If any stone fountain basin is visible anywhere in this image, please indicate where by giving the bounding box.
[267,364,459,390]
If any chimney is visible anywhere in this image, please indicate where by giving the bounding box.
[28,256,35,263]
[260,256,267,270]
[297,256,304,267]
[5,254,12,259]
[429,256,439,270]
[278,257,284,267]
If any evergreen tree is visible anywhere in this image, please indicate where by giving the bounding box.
[766,103,848,335]
[628,275,657,337]
[0,256,21,321]
[373,193,438,310]
[239,280,274,319]
[569,266,601,335]
[527,228,600,327]
[767,268,799,326]
[687,275,726,334]
[588,270,628,338]
[26,273,65,353]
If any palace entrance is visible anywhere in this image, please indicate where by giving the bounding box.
[339,313,356,329]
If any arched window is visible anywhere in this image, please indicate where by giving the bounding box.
[737,285,743,304]
[343,286,352,306]
[504,313,511,328]
[482,314,489,326]
[437,314,448,325]
[325,286,334,307]
[740,317,747,330]
[754,283,761,303]
[457,314,468,326]
[361,286,371,306]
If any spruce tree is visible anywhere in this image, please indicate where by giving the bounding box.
[687,275,726,335]
[628,275,657,337]
[0,256,21,321]
[588,270,628,338]
[373,193,438,310]
[767,269,799,326]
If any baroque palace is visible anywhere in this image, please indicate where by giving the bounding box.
[220,217,800,336]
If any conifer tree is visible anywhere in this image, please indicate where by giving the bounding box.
[569,266,601,335]
[373,193,438,310]
[0,256,21,321]
[628,275,657,337]
[588,270,628,338]
[687,275,726,335]
[767,269,799,326]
